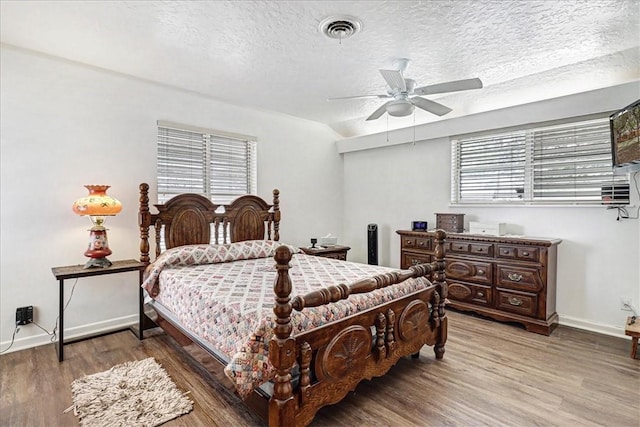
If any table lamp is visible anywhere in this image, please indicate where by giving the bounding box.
[72,185,122,268]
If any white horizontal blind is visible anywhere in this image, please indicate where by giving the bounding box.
[157,126,206,201]
[208,135,257,204]
[452,132,527,202]
[452,117,629,205]
[157,122,257,204]
[531,119,628,204]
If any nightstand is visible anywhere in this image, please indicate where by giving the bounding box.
[51,259,150,362]
[300,245,351,261]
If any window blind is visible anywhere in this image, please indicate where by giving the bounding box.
[452,132,527,202]
[530,119,628,203]
[157,122,257,204]
[452,117,630,205]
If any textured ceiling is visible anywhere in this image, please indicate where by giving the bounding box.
[1,0,639,138]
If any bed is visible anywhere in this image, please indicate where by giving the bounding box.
[138,182,448,427]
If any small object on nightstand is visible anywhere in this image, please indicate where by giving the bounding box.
[625,316,640,359]
[319,234,338,246]
[310,238,317,248]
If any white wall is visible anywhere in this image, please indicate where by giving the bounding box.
[342,82,640,337]
[0,46,343,352]
[1,45,638,353]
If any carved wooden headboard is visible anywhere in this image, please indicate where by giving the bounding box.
[138,183,280,263]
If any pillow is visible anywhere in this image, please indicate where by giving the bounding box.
[142,240,300,296]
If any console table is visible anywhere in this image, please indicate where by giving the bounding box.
[51,259,148,361]
[397,230,561,335]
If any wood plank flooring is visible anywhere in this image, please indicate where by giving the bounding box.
[1,310,638,426]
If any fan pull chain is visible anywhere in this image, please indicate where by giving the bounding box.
[413,110,416,145]
[386,115,389,142]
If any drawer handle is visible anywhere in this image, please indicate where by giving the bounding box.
[455,245,465,250]
[405,240,413,245]
[508,273,523,282]
[477,248,483,252]
[477,292,484,298]
[411,259,421,266]
[508,297,523,306]
[523,251,529,256]
[478,269,485,275]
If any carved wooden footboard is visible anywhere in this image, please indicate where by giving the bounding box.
[268,230,447,427]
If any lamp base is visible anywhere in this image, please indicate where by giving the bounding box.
[83,257,113,269]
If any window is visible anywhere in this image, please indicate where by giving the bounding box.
[157,121,257,204]
[451,117,630,205]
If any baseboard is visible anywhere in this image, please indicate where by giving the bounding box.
[2,313,630,354]
[0,314,138,354]
[559,314,630,339]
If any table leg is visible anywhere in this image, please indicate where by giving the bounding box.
[58,278,64,362]
[138,272,144,340]
[632,337,638,359]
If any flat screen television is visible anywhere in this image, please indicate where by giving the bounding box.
[610,99,640,173]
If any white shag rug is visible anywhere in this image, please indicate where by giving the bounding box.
[70,357,193,427]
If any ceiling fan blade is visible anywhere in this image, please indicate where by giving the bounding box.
[327,94,391,101]
[366,101,393,121]
[411,96,453,116]
[413,78,483,96]
[379,69,406,92]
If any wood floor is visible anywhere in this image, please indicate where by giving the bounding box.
[1,310,638,426]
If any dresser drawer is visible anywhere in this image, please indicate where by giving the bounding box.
[496,290,538,317]
[446,258,492,285]
[401,236,431,250]
[449,240,470,254]
[496,265,543,292]
[470,243,493,257]
[448,281,492,306]
[497,245,540,262]
[322,252,347,260]
[401,252,431,269]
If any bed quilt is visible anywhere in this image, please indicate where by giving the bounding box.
[142,240,431,398]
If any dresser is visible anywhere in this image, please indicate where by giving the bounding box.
[397,230,561,335]
[300,245,350,260]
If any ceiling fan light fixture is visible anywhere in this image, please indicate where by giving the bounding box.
[329,58,482,120]
[386,100,414,117]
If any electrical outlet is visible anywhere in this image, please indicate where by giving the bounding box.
[15,306,33,325]
[620,297,633,311]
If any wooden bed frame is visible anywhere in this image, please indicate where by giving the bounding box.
[138,183,448,427]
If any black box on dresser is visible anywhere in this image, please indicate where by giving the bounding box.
[397,229,561,335]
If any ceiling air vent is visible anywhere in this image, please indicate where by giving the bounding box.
[319,16,362,42]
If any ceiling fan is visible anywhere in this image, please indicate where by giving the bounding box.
[329,59,483,121]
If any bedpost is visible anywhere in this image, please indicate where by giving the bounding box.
[139,183,151,264]
[272,189,280,241]
[269,245,296,427]
[432,229,448,360]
